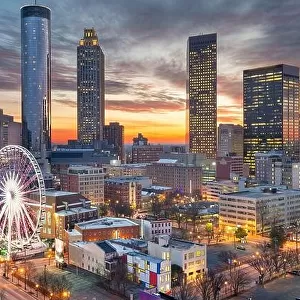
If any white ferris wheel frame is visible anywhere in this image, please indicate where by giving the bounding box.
[0,145,46,260]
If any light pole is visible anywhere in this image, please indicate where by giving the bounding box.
[35,284,39,298]
[43,265,47,300]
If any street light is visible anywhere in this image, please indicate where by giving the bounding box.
[35,284,39,297]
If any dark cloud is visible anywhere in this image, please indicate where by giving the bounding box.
[1,0,300,122]
[107,99,184,113]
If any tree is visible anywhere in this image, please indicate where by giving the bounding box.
[208,269,225,300]
[257,201,268,235]
[218,251,237,268]
[114,203,133,218]
[235,227,247,240]
[151,197,163,217]
[0,289,6,300]
[98,204,108,217]
[270,225,286,251]
[248,254,272,284]
[195,272,212,300]
[49,274,72,295]
[111,259,130,295]
[171,264,183,287]
[228,269,250,296]
[205,223,214,244]
[174,278,198,300]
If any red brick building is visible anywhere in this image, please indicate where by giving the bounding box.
[73,218,140,242]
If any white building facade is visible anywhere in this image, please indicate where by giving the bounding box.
[148,236,207,282]
[141,218,172,241]
[219,187,300,235]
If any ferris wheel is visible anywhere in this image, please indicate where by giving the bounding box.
[0,145,46,260]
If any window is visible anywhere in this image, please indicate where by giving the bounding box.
[196,250,203,257]
[184,254,187,260]
[188,252,194,259]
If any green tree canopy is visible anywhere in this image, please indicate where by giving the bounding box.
[235,227,248,240]
[270,225,286,251]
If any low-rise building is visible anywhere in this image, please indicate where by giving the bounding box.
[30,190,98,241]
[104,163,149,178]
[125,251,171,293]
[72,217,140,242]
[60,165,105,205]
[140,217,172,241]
[69,241,117,276]
[148,235,207,282]
[219,186,300,235]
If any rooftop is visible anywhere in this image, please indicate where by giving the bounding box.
[105,176,150,183]
[223,187,300,200]
[55,206,97,216]
[44,190,78,197]
[96,241,116,254]
[127,251,164,264]
[76,217,139,230]
[169,238,205,250]
[156,159,178,164]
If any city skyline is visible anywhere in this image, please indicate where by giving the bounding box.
[0,0,300,144]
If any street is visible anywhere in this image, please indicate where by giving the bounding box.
[0,276,36,300]
[231,274,300,300]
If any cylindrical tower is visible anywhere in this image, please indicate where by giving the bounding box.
[21,5,51,157]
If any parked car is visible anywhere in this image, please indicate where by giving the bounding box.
[236,245,246,251]
[288,270,300,276]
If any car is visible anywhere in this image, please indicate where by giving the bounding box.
[236,245,246,251]
[288,270,300,276]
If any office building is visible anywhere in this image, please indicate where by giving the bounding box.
[125,251,171,293]
[255,151,283,185]
[243,64,299,175]
[187,33,217,158]
[104,162,149,178]
[218,124,243,157]
[60,165,105,206]
[103,122,124,162]
[0,109,21,148]
[219,186,300,234]
[146,159,202,194]
[132,133,163,164]
[202,180,239,202]
[148,235,207,282]
[77,28,105,145]
[104,176,149,209]
[21,5,51,157]
[216,155,244,180]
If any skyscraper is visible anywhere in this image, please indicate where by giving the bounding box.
[243,64,299,175]
[103,122,124,163]
[187,33,217,159]
[21,5,51,157]
[77,28,105,145]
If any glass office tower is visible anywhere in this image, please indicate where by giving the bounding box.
[187,33,217,159]
[243,64,299,175]
[21,5,51,157]
[77,28,105,145]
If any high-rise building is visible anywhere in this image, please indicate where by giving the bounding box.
[21,5,51,157]
[187,33,217,158]
[218,124,243,157]
[243,64,299,175]
[0,109,21,148]
[77,28,105,145]
[103,122,124,162]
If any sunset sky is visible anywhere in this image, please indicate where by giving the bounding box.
[0,0,299,144]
